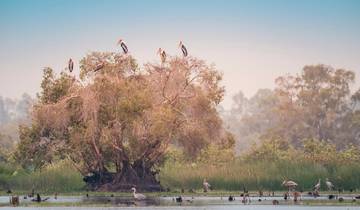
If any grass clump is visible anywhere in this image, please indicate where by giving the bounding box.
[1,159,84,193]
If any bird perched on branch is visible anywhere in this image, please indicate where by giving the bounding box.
[117,39,129,54]
[68,58,74,73]
[157,48,166,63]
[179,41,188,57]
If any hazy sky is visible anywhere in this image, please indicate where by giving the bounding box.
[1,0,360,108]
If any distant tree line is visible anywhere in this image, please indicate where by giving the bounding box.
[0,94,33,158]
[0,94,33,125]
[223,64,360,153]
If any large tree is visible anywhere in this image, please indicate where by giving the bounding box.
[15,52,233,191]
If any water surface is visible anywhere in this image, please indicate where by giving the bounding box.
[1,195,359,210]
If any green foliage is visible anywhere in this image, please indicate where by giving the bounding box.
[246,138,295,161]
[339,145,360,162]
[0,133,14,160]
[4,138,360,192]
[38,68,75,104]
[0,162,16,189]
[197,144,235,165]
[303,138,337,164]
[14,125,46,170]
[5,160,84,192]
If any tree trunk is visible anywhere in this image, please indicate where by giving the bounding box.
[83,161,162,192]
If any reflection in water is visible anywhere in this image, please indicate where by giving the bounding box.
[0,195,359,209]
[83,196,160,206]
[1,206,360,210]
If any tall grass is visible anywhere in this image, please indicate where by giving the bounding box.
[5,160,85,193]
[159,159,360,191]
[0,162,16,189]
[1,158,359,193]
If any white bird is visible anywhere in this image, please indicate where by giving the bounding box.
[117,39,129,54]
[282,180,298,192]
[178,41,188,57]
[325,178,334,191]
[313,179,321,191]
[157,48,166,63]
[203,179,211,192]
[131,187,146,200]
[68,58,74,73]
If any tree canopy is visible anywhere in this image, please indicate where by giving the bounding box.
[15,52,234,191]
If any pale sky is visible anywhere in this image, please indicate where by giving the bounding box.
[1,0,360,108]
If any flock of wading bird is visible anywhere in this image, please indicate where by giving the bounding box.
[67,38,188,73]
[128,178,360,205]
[7,177,360,206]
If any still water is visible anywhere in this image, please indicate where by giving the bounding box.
[0,195,359,210]
[1,207,360,210]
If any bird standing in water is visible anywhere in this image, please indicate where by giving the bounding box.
[282,180,298,192]
[203,179,211,192]
[325,178,334,191]
[314,179,321,191]
[131,187,146,200]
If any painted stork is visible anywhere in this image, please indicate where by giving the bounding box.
[131,187,146,200]
[157,48,166,63]
[282,180,298,192]
[68,58,74,73]
[203,179,211,192]
[117,39,128,54]
[179,41,188,57]
[313,179,321,191]
[325,178,334,191]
